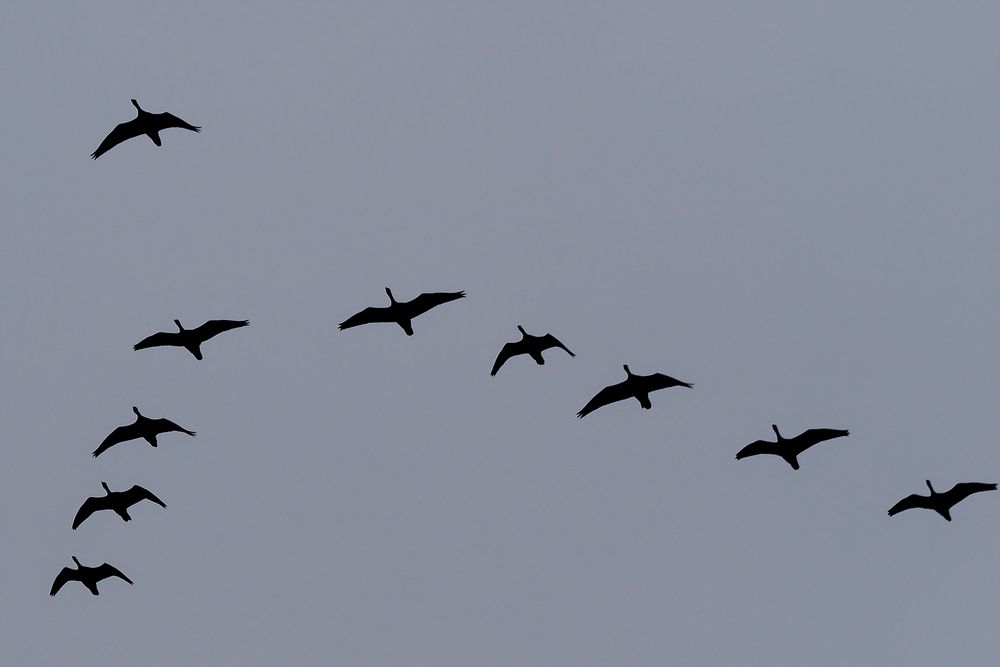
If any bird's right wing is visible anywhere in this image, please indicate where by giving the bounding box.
[338,306,393,330]
[154,111,200,132]
[190,319,250,343]
[150,418,196,437]
[539,334,575,357]
[734,439,780,461]
[122,485,168,509]
[93,424,139,458]
[91,119,144,159]
[72,497,104,529]
[887,493,927,517]
[577,381,631,418]
[49,567,74,596]
[490,342,518,376]
[408,291,466,317]
[133,331,178,351]
[943,482,998,505]
[94,563,133,585]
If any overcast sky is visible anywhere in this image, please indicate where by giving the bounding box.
[3,2,1000,665]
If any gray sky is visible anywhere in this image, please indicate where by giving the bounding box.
[3,2,1000,665]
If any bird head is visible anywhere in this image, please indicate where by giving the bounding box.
[623,364,633,377]
[131,99,142,111]
[925,480,936,494]
[72,556,82,567]
[174,319,185,331]
[771,424,783,440]
[385,287,396,304]
[101,481,111,494]
[132,406,141,417]
[517,325,527,336]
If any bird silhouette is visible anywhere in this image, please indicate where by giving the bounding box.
[50,557,133,596]
[339,287,465,335]
[888,480,997,521]
[134,318,249,360]
[72,482,167,529]
[735,424,849,470]
[93,406,196,458]
[577,365,692,418]
[91,99,200,159]
[491,325,575,376]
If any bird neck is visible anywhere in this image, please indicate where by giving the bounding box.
[926,480,936,495]
[385,288,397,305]
[174,319,185,332]
[102,482,111,494]
[72,556,82,567]
[131,99,143,112]
[132,406,142,418]
[517,325,527,336]
[771,424,783,441]
[623,365,633,377]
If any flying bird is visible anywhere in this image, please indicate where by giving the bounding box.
[339,287,465,336]
[72,482,167,529]
[888,480,997,521]
[91,99,200,159]
[735,424,849,470]
[577,365,692,418]
[491,325,574,376]
[134,318,249,360]
[50,557,133,596]
[93,406,196,458]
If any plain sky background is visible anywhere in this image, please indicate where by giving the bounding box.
[3,2,1000,665]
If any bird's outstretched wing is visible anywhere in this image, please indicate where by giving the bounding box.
[577,381,632,418]
[154,112,200,132]
[93,424,140,457]
[792,428,849,452]
[942,482,997,505]
[735,439,781,461]
[91,119,144,159]
[887,493,929,517]
[647,373,693,391]
[190,319,249,343]
[149,417,196,437]
[94,563,133,586]
[120,485,168,509]
[339,306,394,330]
[72,496,107,529]
[408,291,465,317]
[133,330,180,351]
[49,567,76,596]
[538,334,575,357]
[490,342,521,376]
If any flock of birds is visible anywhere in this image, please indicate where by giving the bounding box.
[51,99,998,597]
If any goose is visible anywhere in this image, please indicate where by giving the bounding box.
[91,99,200,159]
[339,287,465,336]
[735,424,849,470]
[577,365,692,418]
[888,480,997,521]
[72,482,167,529]
[50,557,133,596]
[93,406,196,458]
[491,325,574,376]
[134,318,249,360]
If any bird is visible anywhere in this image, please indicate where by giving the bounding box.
[93,406,196,458]
[91,98,200,159]
[50,557,133,596]
[576,365,692,418]
[735,424,849,470]
[133,318,249,360]
[491,325,574,376]
[72,482,167,529]
[888,480,997,521]
[339,287,465,336]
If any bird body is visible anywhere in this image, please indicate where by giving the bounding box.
[339,287,465,335]
[134,318,249,360]
[93,406,196,458]
[577,365,692,418]
[72,482,167,529]
[735,424,849,470]
[491,325,574,376]
[50,557,133,596]
[888,480,996,521]
[91,99,200,159]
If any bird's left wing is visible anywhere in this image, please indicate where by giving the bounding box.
[91,119,144,159]
[154,111,201,132]
[49,567,74,596]
[190,319,249,343]
[539,334,575,357]
[94,563,133,585]
[409,291,466,317]
[122,485,168,509]
[577,381,631,418]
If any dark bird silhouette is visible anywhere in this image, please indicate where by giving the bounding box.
[93,406,196,458]
[91,99,200,159]
[735,424,849,470]
[576,365,692,418]
[50,557,133,596]
[888,480,997,521]
[339,287,465,336]
[491,325,575,376]
[72,482,167,529]
[134,318,249,360]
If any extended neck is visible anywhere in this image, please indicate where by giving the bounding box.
[131,98,143,112]
[132,406,142,418]
[101,482,111,494]
[926,480,936,495]
[72,556,82,567]
[771,424,783,440]
[517,325,527,336]
[385,287,397,304]
[623,364,634,378]
[174,319,185,332]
